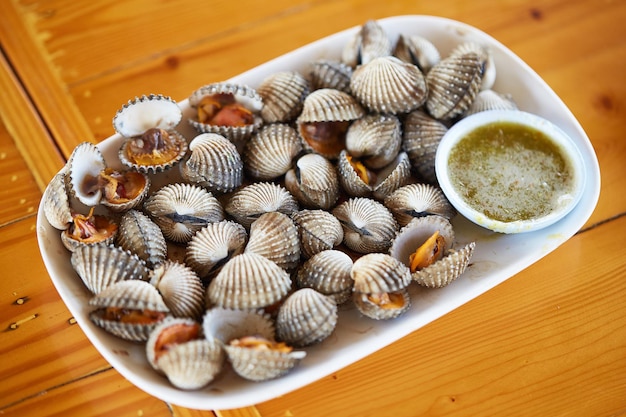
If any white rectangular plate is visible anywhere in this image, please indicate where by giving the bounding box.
[37,15,600,410]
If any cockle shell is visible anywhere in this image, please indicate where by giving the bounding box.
[60,211,118,252]
[295,249,354,304]
[202,308,275,344]
[350,252,412,294]
[207,252,292,310]
[42,171,73,230]
[185,220,247,282]
[349,55,428,114]
[425,52,484,120]
[243,123,302,181]
[224,339,306,382]
[187,82,263,145]
[411,241,476,288]
[143,183,224,243]
[342,19,392,67]
[99,169,151,213]
[179,133,243,194]
[146,318,224,390]
[309,59,353,93]
[116,209,167,267]
[224,182,299,229]
[402,110,448,184]
[353,287,411,320]
[345,114,402,169]
[449,41,496,91]
[463,89,517,117]
[257,71,310,123]
[276,288,338,347]
[384,183,456,227]
[332,197,397,254]
[284,153,340,210]
[88,279,170,342]
[70,243,149,295]
[114,94,188,173]
[393,34,441,74]
[66,141,107,207]
[150,260,205,319]
[245,212,301,271]
[291,209,344,259]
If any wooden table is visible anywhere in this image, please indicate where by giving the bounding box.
[1,0,625,415]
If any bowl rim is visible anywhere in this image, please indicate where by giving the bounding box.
[435,109,587,233]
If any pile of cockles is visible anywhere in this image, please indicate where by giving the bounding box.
[41,19,517,390]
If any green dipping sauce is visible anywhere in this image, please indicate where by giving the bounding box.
[447,121,575,223]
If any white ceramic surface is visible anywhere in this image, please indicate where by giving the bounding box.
[36,15,601,410]
[435,110,587,233]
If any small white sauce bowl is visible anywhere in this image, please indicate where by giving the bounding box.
[435,110,586,234]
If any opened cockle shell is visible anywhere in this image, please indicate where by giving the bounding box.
[66,142,107,207]
[202,308,275,344]
[187,82,263,146]
[332,197,397,253]
[411,241,476,288]
[98,169,151,213]
[185,220,247,282]
[291,209,344,259]
[345,113,402,169]
[245,212,301,271]
[384,183,456,227]
[276,288,338,347]
[116,209,167,267]
[353,287,411,320]
[295,249,354,304]
[60,210,118,252]
[342,19,392,67]
[143,182,224,243]
[309,59,353,93]
[389,215,455,267]
[285,153,340,210]
[207,252,292,310]
[349,55,428,114]
[257,71,310,123]
[402,110,448,184]
[88,279,170,342]
[70,243,149,295]
[150,260,205,319]
[393,34,441,74]
[296,88,365,159]
[224,182,299,229]
[179,133,243,194]
[243,123,302,181]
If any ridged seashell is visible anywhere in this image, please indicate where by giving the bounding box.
[370,152,413,200]
[402,110,448,184]
[350,252,412,294]
[296,249,354,304]
[185,220,247,282]
[309,59,353,93]
[145,318,225,389]
[70,243,149,295]
[349,56,428,114]
[411,241,476,288]
[353,287,411,320]
[114,95,187,173]
[180,133,243,194]
[116,210,167,267]
[425,52,484,120]
[284,153,340,210]
[393,34,441,74]
[99,169,151,213]
[336,150,372,198]
[143,183,224,243]
[449,41,495,91]
[332,197,397,254]
[202,308,275,344]
[150,260,205,319]
[224,182,299,229]
[42,171,72,230]
[296,88,365,159]
[66,142,107,207]
[207,252,292,310]
[345,114,402,169]
[243,123,302,181]
[245,212,301,271]
[342,19,392,67]
[61,211,118,252]
[88,280,170,342]
[257,71,310,123]
[187,82,263,146]
[291,209,344,259]
[384,183,456,227]
[464,89,518,117]
[224,339,306,382]
[276,288,338,347]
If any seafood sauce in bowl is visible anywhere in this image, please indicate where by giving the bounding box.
[435,110,586,234]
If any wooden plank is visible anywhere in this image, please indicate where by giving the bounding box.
[255,216,626,416]
[0,49,63,191]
